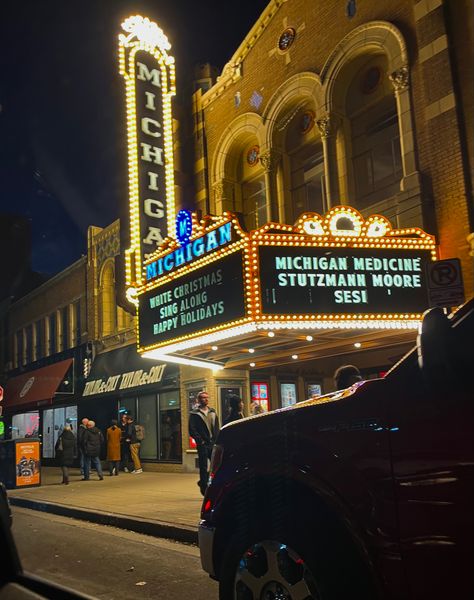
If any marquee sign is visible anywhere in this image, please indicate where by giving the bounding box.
[135,206,438,358]
[119,15,176,292]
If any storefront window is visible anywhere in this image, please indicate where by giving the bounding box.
[42,406,78,458]
[159,391,181,461]
[12,412,39,439]
[138,394,158,460]
[119,398,137,419]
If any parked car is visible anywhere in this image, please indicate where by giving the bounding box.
[199,298,474,600]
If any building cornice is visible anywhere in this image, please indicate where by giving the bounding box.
[201,0,286,108]
[11,256,87,309]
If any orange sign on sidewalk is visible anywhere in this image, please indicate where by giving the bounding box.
[15,441,40,487]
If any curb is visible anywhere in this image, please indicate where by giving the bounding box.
[9,496,198,545]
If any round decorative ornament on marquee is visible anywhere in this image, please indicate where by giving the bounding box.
[176,210,193,245]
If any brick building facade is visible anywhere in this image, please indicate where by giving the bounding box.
[192,0,473,295]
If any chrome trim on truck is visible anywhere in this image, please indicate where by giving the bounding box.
[198,521,216,577]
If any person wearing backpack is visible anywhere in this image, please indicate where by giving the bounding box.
[125,414,143,474]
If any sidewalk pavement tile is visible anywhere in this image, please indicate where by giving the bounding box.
[7,467,203,541]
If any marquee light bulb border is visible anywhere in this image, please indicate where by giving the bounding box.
[135,206,438,356]
[119,15,176,291]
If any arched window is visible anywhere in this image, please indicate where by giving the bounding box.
[238,145,267,231]
[100,261,116,337]
[286,106,325,220]
[346,55,402,209]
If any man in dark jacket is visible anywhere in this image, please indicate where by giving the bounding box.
[189,391,220,495]
[82,420,104,481]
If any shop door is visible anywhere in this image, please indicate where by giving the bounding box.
[42,409,54,458]
[42,406,78,458]
[219,386,242,423]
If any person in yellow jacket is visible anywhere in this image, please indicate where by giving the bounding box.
[106,419,122,476]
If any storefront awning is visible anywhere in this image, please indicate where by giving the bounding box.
[82,345,178,399]
[4,358,73,410]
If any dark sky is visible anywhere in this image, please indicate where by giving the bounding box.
[1,0,269,275]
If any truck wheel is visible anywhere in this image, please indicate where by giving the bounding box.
[219,535,327,600]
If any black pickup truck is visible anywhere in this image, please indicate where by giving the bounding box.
[198,299,474,600]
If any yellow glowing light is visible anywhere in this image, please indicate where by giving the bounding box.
[267,331,275,337]
[141,351,223,371]
[306,335,313,341]
[119,15,176,292]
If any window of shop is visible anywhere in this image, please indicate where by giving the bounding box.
[119,391,181,462]
[12,412,40,439]
[74,301,81,346]
[35,320,43,361]
[48,313,56,355]
[61,306,69,351]
[138,393,157,460]
[25,325,33,365]
[15,330,24,367]
[42,406,78,458]
[158,390,181,461]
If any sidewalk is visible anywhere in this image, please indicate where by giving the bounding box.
[7,467,203,545]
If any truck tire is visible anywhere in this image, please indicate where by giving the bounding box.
[218,520,376,600]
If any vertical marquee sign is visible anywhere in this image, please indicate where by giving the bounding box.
[119,15,176,295]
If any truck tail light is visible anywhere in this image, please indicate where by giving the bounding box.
[209,444,224,482]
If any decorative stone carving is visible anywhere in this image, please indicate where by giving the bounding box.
[213,181,225,202]
[316,114,332,139]
[389,65,409,92]
[259,151,279,172]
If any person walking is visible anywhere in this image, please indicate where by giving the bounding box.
[82,420,104,481]
[125,414,143,474]
[223,394,245,425]
[119,411,131,472]
[333,364,362,390]
[55,424,76,485]
[77,417,89,475]
[106,419,121,476]
[189,391,220,496]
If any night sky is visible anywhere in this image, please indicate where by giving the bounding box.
[1,0,269,275]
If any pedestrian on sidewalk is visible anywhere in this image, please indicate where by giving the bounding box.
[106,419,121,476]
[223,394,244,426]
[82,420,104,481]
[333,364,362,390]
[77,417,89,475]
[55,424,76,485]
[125,415,143,474]
[189,391,220,496]
[119,411,131,472]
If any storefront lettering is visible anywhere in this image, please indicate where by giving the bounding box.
[83,364,165,396]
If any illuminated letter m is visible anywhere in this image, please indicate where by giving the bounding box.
[136,62,161,87]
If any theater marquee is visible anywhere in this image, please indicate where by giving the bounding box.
[135,206,437,361]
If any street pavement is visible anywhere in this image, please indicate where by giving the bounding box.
[7,467,203,544]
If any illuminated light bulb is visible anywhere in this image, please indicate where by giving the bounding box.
[354,342,362,348]
[248,348,255,353]
[292,354,298,360]
[268,331,275,337]
[211,346,218,351]
[306,335,313,341]
[250,362,256,367]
